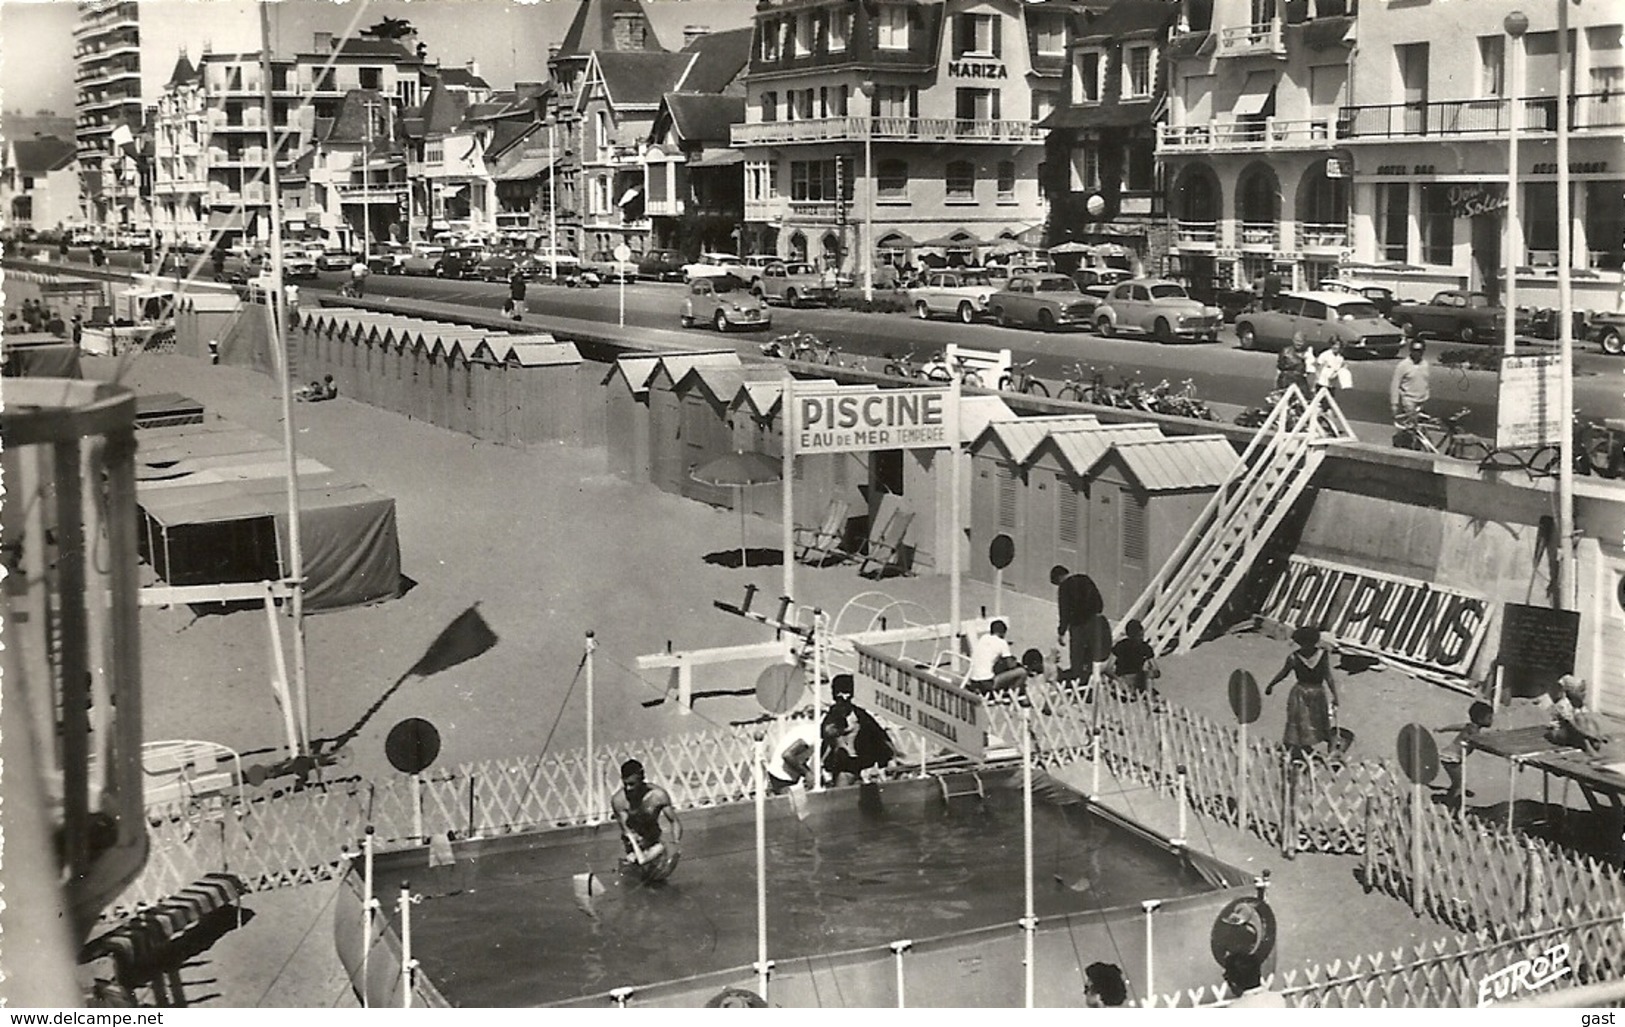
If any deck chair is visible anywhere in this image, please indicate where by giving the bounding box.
[793,498,850,565]
[858,510,915,578]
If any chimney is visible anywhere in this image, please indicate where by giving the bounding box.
[467,59,481,79]
[313,31,333,52]
[683,25,710,47]
[612,12,646,51]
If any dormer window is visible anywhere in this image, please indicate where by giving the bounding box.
[1076,49,1104,103]
[1122,44,1154,99]
[877,6,909,51]
[954,13,1000,58]
[1034,18,1065,57]
[829,11,849,52]
[795,12,815,56]
[760,20,781,61]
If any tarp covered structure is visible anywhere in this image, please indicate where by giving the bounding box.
[2,332,82,378]
[135,420,401,610]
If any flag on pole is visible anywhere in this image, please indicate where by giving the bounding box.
[110,123,134,149]
[405,605,498,679]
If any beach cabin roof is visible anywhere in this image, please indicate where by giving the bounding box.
[1042,423,1164,478]
[971,414,1102,464]
[1087,435,1238,492]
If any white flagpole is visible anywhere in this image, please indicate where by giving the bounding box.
[361,828,375,1008]
[585,631,597,820]
[399,881,417,1008]
[811,610,824,792]
[1554,0,1576,611]
[755,734,770,999]
[782,380,795,602]
[1021,700,1036,1008]
[949,375,963,646]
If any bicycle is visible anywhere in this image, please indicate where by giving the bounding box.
[998,358,1049,397]
[762,331,843,366]
[882,351,966,385]
[1481,416,1625,479]
[1403,407,1488,458]
[1053,362,1108,404]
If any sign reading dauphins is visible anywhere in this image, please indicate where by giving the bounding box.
[790,386,951,455]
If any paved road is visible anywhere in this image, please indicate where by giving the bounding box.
[27,245,1625,431]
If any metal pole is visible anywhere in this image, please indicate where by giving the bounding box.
[585,631,597,820]
[891,940,912,1008]
[260,592,299,758]
[260,0,309,753]
[548,120,558,279]
[1509,756,1519,832]
[1554,0,1576,611]
[1140,899,1161,1006]
[361,98,377,268]
[782,379,795,602]
[1411,778,1424,914]
[399,882,416,1008]
[994,567,1004,618]
[1021,701,1035,1009]
[361,828,375,1008]
[1174,765,1189,847]
[412,772,424,843]
[1238,722,1249,833]
[949,374,963,646]
[811,610,824,792]
[864,113,874,303]
[1503,15,1526,356]
[754,734,770,1000]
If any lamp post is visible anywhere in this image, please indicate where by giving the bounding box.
[548,116,559,280]
[1502,11,1527,358]
[1554,0,1575,611]
[861,79,876,302]
[360,97,382,267]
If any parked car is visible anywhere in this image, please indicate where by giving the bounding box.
[477,251,529,282]
[315,249,355,271]
[1588,310,1625,356]
[907,269,995,324]
[735,254,780,286]
[281,252,319,281]
[638,248,687,282]
[680,274,771,331]
[434,246,487,279]
[683,252,745,282]
[217,250,266,285]
[399,244,445,276]
[756,262,838,307]
[989,273,1099,332]
[1389,290,1505,344]
[589,250,640,284]
[526,254,600,287]
[1094,279,1224,343]
[367,243,409,275]
[1235,291,1405,358]
[1318,279,1398,318]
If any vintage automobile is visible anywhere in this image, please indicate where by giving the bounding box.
[989,273,1099,332]
[433,246,487,279]
[638,248,687,282]
[366,243,409,275]
[1589,310,1625,356]
[280,252,319,281]
[907,269,996,324]
[1389,290,1505,344]
[1094,279,1224,343]
[1318,279,1398,318]
[400,244,446,276]
[1235,290,1405,357]
[755,262,838,307]
[476,251,530,282]
[588,250,640,284]
[680,274,771,331]
[530,254,601,287]
[682,252,746,282]
[315,249,355,271]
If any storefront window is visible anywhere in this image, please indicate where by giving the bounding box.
[1379,182,1409,263]
[1524,182,1559,267]
[1586,182,1624,270]
[1420,184,1454,266]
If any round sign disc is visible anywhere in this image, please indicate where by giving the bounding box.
[386,717,442,775]
[1228,670,1263,726]
[755,662,805,715]
[989,533,1015,571]
[1210,896,1278,969]
[1396,723,1440,786]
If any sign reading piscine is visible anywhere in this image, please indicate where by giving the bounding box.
[790,386,951,455]
[853,642,985,761]
[1258,556,1491,676]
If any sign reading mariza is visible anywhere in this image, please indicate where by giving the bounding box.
[853,642,985,761]
[1496,354,1563,450]
[790,386,951,456]
[1258,556,1491,676]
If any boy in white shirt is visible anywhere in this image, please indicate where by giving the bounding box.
[967,620,1027,695]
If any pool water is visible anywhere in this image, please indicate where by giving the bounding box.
[377,770,1218,1006]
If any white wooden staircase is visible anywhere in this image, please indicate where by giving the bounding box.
[1122,385,1354,656]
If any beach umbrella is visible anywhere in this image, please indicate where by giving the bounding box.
[691,451,784,567]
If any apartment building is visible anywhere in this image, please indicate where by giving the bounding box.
[1045,0,1178,273]
[74,0,259,230]
[305,89,410,251]
[2,136,80,233]
[645,92,749,252]
[734,0,1070,271]
[1338,0,1623,306]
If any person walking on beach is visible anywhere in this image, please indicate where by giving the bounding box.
[1264,626,1339,760]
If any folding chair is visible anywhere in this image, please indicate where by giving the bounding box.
[858,510,915,578]
[793,498,850,565]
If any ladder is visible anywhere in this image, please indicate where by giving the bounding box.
[1122,386,1353,656]
[936,770,987,803]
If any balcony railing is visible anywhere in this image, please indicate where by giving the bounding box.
[1159,117,1336,153]
[1239,222,1278,248]
[644,198,683,217]
[732,116,1043,146]
[335,183,409,203]
[1339,93,1625,139]
[1296,223,1349,250]
[1174,220,1217,246]
[787,199,845,220]
[1216,21,1283,57]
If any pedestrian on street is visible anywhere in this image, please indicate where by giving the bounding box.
[1052,565,1110,686]
[1389,339,1430,447]
[1314,338,1350,395]
[507,268,527,321]
[1275,332,1312,395]
[58,237,69,261]
[1264,626,1339,761]
[348,257,369,298]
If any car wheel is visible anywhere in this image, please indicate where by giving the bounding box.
[1602,328,1625,356]
[1096,316,1116,337]
[1237,324,1257,350]
[994,306,1010,328]
[1038,309,1057,333]
[1154,318,1175,344]
[714,309,729,333]
[680,313,694,328]
[1458,322,1477,344]
[785,289,799,309]
[958,302,977,325]
[915,301,931,320]
[434,265,445,277]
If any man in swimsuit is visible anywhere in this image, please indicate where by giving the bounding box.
[610,758,682,874]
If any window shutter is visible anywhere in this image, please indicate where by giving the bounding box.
[992,18,1003,58]
[997,465,1019,530]
[909,86,919,119]
[1121,492,1147,563]
[1058,486,1079,546]
[991,91,1001,121]
[871,87,880,118]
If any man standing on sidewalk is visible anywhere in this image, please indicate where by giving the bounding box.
[1052,565,1109,685]
[506,267,527,321]
[1389,339,1430,447]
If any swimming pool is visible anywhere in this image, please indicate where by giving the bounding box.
[340,769,1252,1007]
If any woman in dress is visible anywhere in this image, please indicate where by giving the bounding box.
[1264,626,1339,759]
[1314,338,1349,395]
